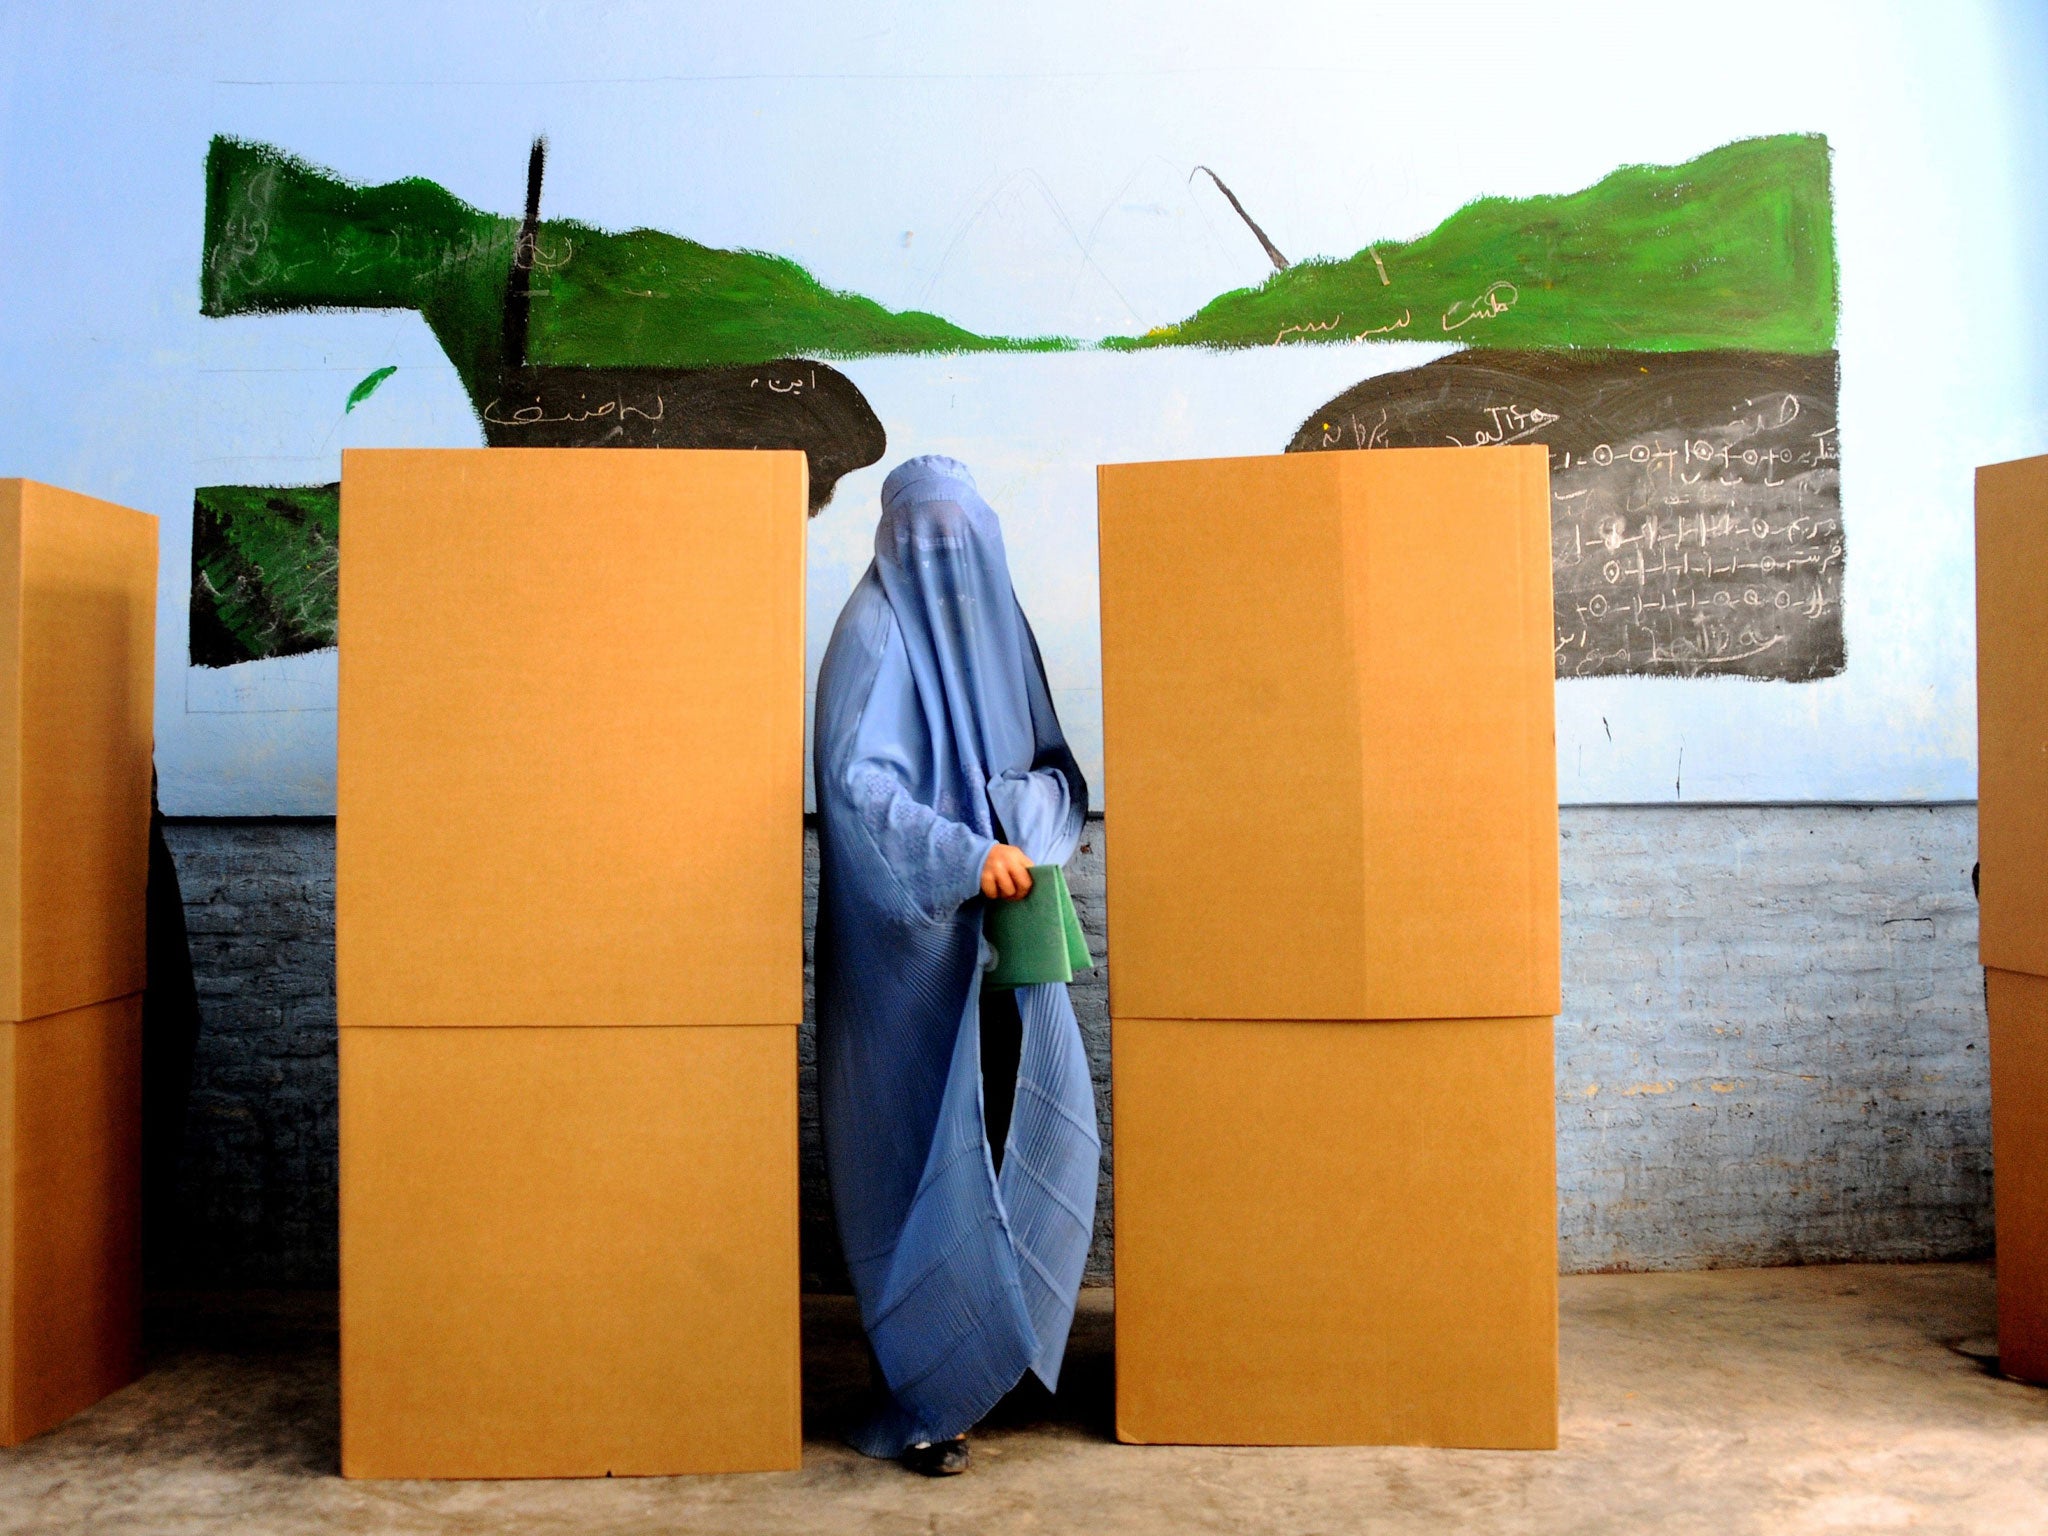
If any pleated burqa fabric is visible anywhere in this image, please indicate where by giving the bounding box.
[814,455,1100,1457]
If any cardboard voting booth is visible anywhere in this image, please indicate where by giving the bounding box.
[1097,447,1560,1448]
[1976,455,2048,1385]
[337,449,805,1477]
[0,480,155,1446]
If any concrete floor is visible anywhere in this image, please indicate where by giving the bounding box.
[3,1265,2045,1534]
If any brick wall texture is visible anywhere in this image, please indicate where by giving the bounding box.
[159,821,338,1287]
[160,804,1990,1289]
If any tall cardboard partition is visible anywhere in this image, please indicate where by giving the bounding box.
[337,449,806,1477]
[1097,447,1560,1448]
[0,480,156,1446]
[1977,455,2048,1384]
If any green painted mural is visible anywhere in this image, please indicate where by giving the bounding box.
[190,483,339,669]
[202,131,1831,372]
[1116,135,1835,355]
[193,132,1839,679]
[201,137,1060,387]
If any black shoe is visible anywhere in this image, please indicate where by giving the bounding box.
[901,1437,970,1476]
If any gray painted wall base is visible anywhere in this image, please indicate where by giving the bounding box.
[1555,806,1988,1270]
[159,804,1990,1289]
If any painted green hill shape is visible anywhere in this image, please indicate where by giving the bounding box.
[201,137,1061,401]
[1110,134,1836,355]
[203,142,518,399]
[203,133,1833,390]
[189,483,339,669]
[519,220,1066,370]
[190,133,1839,668]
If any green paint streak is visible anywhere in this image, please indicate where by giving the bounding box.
[190,484,339,667]
[1112,135,1836,354]
[345,364,397,412]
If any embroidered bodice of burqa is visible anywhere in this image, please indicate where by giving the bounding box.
[813,455,1099,1456]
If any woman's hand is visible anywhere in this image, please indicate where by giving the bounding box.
[981,844,1035,901]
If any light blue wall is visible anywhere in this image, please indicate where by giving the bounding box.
[2,1,2044,812]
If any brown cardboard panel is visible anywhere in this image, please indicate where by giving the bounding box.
[0,481,156,1022]
[1976,458,2048,977]
[1097,448,1558,1022]
[1990,968,2048,1384]
[1113,1014,1557,1448]
[340,1023,801,1477]
[0,994,142,1446]
[337,449,806,1028]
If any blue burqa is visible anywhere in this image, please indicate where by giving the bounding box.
[814,455,1099,1457]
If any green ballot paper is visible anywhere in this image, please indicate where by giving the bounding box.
[983,863,1092,989]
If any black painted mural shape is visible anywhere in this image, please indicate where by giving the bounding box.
[1288,351,1844,682]
[481,360,883,505]
[190,483,340,670]
[492,141,883,513]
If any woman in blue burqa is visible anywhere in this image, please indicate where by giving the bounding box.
[814,455,1099,1476]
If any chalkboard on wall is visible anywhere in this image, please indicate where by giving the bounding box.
[1288,351,1843,682]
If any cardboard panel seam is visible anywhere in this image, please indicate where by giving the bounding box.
[0,481,155,1024]
[333,1024,798,1036]
[1108,1008,1562,1025]
[1987,969,2048,1385]
[1096,448,1558,1023]
[1976,457,2048,978]
[1111,1014,1557,1449]
[336,449,805,1031]
[0,485,16,1027]
[0,993,144,1447]
[339,1020,800,1477]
